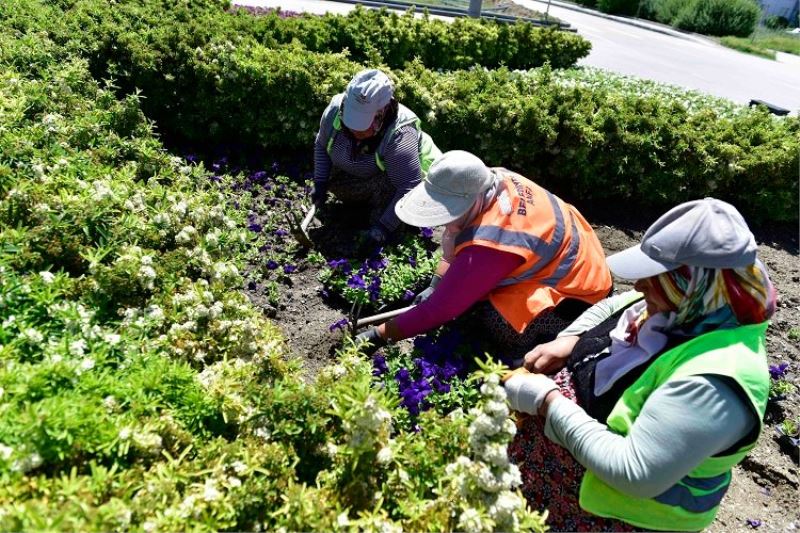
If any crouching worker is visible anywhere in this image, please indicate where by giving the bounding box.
[356,150,612,360]
[312,68,441,250]
[503,198,776,531]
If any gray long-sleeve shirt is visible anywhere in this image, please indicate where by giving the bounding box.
[544,290,757,497]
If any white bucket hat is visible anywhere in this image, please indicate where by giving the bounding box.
[342,69,394,131]
[607,197,757,279]
[395,150,495,227]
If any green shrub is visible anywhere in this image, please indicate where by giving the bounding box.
[674,0,761,37]
[764,15,790,29]
[640,0,692,23]
[597,0,641,16]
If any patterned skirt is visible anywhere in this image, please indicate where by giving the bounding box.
[507,368,638,532]
[470,299,591,362]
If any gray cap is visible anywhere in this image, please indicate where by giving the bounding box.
[395,150,494,227]
[607,198,757,279]
[342,69,394,131]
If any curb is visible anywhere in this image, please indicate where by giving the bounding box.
[525,0,712,43]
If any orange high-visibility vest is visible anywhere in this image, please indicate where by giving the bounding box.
[454,169,612,333]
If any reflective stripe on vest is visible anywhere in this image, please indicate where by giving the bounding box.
[653,472,731,513]
[454,189,578,288]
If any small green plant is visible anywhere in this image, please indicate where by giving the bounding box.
[769,379,797,399]
[780,418,799,437]
[788,327,800,341]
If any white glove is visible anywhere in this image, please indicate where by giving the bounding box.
[504,373,559,415]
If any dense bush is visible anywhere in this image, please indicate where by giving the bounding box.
[641,0,761,36]
[232,5,592,70]
[597,0,641,16]
[674,0,761,37]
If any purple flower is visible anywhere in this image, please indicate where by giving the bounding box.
[367,257,389,271]
[247,280,258,291]
[372,354,388,376]
[329,318,350,332]
[327,258,351,271]
[408,256,417,267]
[769,362,789,380]
[319,288,330,298]
[395,368,411,384]
[746,519,762,528]
[247,222,263,233]
[347,274,366,290]
[402,289,415,301]
[185,154,198,163]
[266,260,279,270]
[250,170,268,183]
[420,227,434,239]
[274,228,289,237]
[283,264,297,274]
[367,277,381,301]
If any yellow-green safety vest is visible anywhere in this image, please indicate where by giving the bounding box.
[580,321,770,531]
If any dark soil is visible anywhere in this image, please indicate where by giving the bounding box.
[245,201,800,531]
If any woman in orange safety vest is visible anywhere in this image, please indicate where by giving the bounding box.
[356,150,612,362]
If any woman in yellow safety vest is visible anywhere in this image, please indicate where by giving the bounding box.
[503,198,776,531]
[312,69,440,250]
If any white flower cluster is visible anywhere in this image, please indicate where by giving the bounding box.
[444,374,527,532]
[343,395,392,452]
[91,179,115,202]
[115,246,158,291]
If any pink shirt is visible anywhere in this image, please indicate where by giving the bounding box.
[393,245,524,339]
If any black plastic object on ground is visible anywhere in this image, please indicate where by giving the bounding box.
[749,99,791,116]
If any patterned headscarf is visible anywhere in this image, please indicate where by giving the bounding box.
[651,260,777,337]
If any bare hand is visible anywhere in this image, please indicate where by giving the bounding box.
[523,335,580,374]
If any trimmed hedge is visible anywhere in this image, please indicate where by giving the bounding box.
[7,0,798,221]
[230,5,592,70]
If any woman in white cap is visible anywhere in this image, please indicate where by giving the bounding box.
[312,69,441,249]
[356,150,612,360]
[503,198,776,531]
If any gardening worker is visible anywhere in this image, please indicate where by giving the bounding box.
[312,68,441,250]
[503,198,776,532]
[355,150,612,360]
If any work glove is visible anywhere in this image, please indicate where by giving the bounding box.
[355,326,388,351]
[413,274,442,305]
[358,225,388,254]
[311,182,328,209]
[503,370,559,415]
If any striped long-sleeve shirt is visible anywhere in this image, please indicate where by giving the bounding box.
[314,106,422,232]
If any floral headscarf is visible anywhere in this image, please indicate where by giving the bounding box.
[651,260,777,337]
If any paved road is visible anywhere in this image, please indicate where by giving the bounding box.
[518,0,800,112]
[236,0,800,112]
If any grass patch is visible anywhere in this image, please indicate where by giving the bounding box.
[720,29,800,58]
[720,36,777,59]
[754,30,800,55]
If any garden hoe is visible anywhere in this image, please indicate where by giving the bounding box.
[286,204,317,249]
